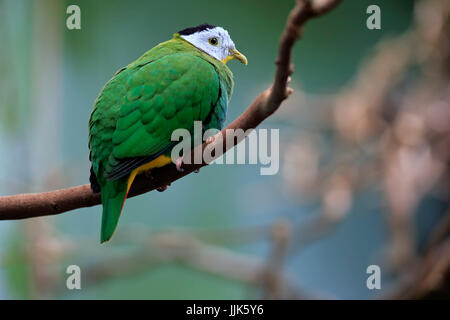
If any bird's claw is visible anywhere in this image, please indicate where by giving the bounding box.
[206,135,215,144]
[157,185,168,192]
[175,156,184,172]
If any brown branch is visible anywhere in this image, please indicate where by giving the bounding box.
[78,230,316,299]
[0,0,342,220]
[262,220,293,299]
[381,238,450,300]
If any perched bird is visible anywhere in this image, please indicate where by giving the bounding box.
[88,24,247,243]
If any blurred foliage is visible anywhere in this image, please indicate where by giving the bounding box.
[2,227,31,299]
[0,0,32,134]
[4,0,447,301]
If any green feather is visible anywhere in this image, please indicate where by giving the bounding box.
[100,178,128,243]
[89,34,234,243]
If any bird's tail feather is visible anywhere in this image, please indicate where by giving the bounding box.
[100,175,133,243]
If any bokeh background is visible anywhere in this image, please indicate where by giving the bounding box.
[1,0,449,299]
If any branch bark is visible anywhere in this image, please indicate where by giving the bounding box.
[0,0,343,220]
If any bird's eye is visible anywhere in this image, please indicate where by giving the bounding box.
[208,37,219,46]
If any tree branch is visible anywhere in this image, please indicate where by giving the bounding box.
[79,229,315,299]
[0,0,342,220]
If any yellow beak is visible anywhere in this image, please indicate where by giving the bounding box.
[222,49,248,65]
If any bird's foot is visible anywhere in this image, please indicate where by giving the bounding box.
[205,135,215,144]
[175,156,184,172]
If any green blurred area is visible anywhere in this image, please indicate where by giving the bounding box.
[0,0,417,299]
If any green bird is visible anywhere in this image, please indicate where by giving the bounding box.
[88,24,247,243]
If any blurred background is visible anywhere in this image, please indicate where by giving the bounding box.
[0,0,449,299]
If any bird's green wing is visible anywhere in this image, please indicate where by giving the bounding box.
[91,52,223,181]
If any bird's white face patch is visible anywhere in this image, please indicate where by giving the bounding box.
[180,27,236,62]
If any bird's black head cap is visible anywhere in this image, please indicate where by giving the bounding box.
[178,24,216,36]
